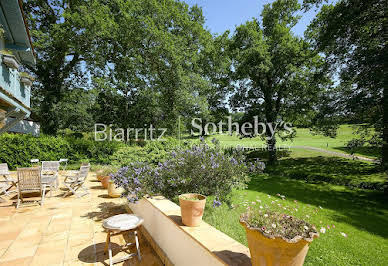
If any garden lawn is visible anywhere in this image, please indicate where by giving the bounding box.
[203,165,388,265]
[209,124,379,159]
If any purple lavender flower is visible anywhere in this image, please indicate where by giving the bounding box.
[213,199,222,208]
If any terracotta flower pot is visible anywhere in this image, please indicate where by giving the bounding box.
[96,175,104,182]
[240,220,318,266]
[100,176,110,189]
[179,193,206,227]
[96,170,105,181]
[108,180,124,198]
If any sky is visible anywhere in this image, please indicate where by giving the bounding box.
[183,0,323,37]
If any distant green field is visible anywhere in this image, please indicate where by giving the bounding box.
[206,125,379,159]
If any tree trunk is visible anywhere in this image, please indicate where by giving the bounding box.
[265,121,277,164]
[267,135,277,164]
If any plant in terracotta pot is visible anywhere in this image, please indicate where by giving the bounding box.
[96,165,114,182]
[240,195,322,266]
[98,166,117,189]
[179,193,206,226]
[108,179,125,198]
[101,176,110,188]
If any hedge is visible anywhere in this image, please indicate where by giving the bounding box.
[0,133,122,169]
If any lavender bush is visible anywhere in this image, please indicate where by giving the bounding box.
[111,138,265,205]
[110,162,162,203]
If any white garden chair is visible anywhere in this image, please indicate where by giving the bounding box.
[30,159,40,167]
[0,163,17,201]
[41,161,60,196]
[59,158,69,171]
[63,164,90,198]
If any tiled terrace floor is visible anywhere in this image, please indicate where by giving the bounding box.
[0,171,163,266]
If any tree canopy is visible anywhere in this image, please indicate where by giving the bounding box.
[229,0,330,162]
[306,0,387,169]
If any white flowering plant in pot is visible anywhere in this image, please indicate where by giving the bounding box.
[239,194,346,266]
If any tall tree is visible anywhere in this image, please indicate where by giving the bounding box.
[229,0,330,163]
[305,0,387,170]
[23,0,99,134]
[79,0,227,135]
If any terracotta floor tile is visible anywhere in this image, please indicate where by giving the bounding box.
[0,244,37,262]
[30,246,65,266]
[0,172,162,266]
[65,243,95,262]
[0,256,33,265]
[0,248,7,258]
[68,233,94,247]
[0,240,13,250]
[41,231,68,243]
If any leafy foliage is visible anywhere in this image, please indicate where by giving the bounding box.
[109,137,188,166]
[0,133,121,169]
[229,0,331,162]
[111,139,264,204]
[306,0,387,169]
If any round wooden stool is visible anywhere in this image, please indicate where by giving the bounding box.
[102,214,144,266]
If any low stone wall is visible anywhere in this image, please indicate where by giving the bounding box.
[125,196,251,266]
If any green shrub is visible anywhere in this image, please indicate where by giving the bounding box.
[110,137,190,167]
[111,138,265,205]
[0,133,122,169]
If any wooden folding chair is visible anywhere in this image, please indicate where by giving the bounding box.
[63,164,90,198]
[0,163,17,199]
[16,167,45,208]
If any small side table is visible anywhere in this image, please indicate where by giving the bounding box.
[102,214,144,266]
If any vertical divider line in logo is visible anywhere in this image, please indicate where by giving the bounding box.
[178,115,181,146]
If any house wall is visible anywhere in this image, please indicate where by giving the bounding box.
[5,117,40,136]
[0,58,31,112]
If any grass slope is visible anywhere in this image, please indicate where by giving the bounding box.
[203,173,388,265]
[209,125,379,159]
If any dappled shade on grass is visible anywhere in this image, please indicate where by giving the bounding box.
[265,156,386,191]
[335,146,381,158]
